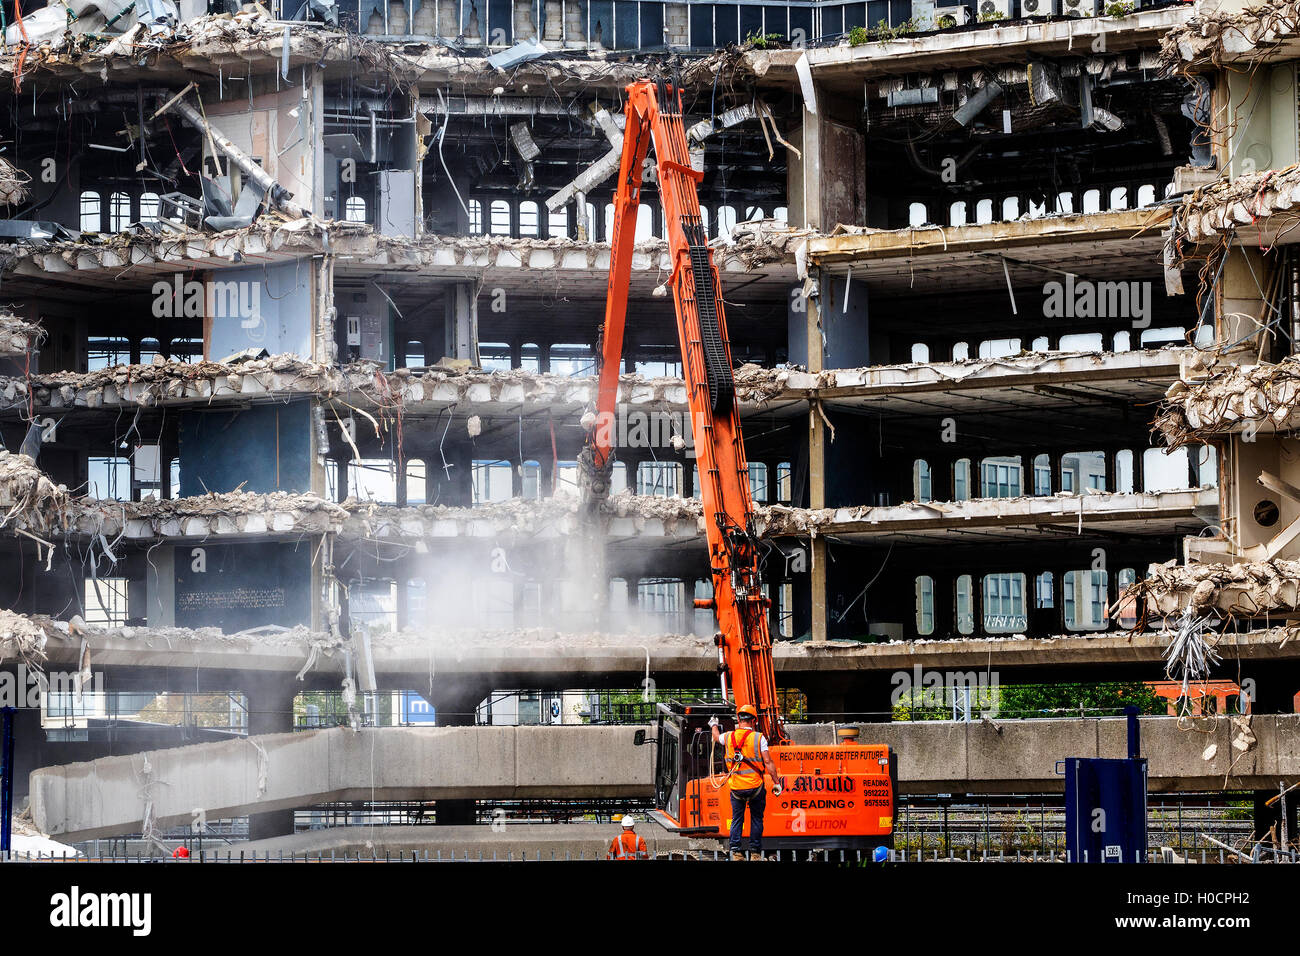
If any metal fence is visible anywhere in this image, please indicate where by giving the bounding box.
[4,846,1298,863]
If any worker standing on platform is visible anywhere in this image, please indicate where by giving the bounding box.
[607,815,649,860]
[710,704,782,861]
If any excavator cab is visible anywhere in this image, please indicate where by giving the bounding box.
[639,701,898,851]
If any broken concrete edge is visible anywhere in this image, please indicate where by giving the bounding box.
[806,207,1171,263]
[0,345,1196,417]
[1160,0,1300,69]
[0,483,1217,542]
[3,213,804,279]
[1156,350,1300,448]
[1126,556,1300,621]
[1170,163,1300,246]
[0,9,652,90]
[19,613,1300,675]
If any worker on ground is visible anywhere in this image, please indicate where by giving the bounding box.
[607,814,649,860]
[710,704,782,861]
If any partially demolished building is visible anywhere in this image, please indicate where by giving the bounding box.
[1,0,1294,853]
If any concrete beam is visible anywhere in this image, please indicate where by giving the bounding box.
[31,716,1300,840]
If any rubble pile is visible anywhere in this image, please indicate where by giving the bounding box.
[1127,558,1300,621]
[71,490,349,538]
[0,156,30,206]
[1161,0,1300,68]
[0,312,43,356]
[0,450,72,533]
[1171,164,1300,244]
[1156,355,1300,447]
[0,609,52,667]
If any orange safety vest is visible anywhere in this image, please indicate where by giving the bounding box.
[607,831,648,860]
[725,728,766,790]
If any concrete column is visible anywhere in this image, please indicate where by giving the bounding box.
[244,677,299,841]
[430,678,489,825]
[146,546,176,627]
[444,282,479,364]
[807,275,828,643]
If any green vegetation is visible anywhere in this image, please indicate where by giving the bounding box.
[848,24,869,45]
[978,8,1006,21]
[1105,1,1134,16]
[893,681,1166,721]
[870,17,918,41]
[744,31,785,48]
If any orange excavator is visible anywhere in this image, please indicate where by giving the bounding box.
[585,78,897,852]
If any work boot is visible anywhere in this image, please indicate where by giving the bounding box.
[731,852,746,861]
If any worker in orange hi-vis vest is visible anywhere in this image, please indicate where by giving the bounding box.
[607,815,649,860]
[710,704,782,861]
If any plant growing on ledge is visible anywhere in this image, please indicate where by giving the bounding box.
[870,17,918,41]
[848,24,869,45]
[744,31,785,48]
[1104,0,1134,16]
[978,8,1006,22]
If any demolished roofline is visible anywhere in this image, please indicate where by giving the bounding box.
[1160,0,1300,71]
[735,7,1191,82]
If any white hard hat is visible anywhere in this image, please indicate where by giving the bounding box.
[620,815,636,828]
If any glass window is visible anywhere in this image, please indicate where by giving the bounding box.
[980,456,1022,498]
[406,458,426,505]
[913,460,931,502]
[1064,569,1108,631]
[1035,571,1054,609]
[638,578,686,633]
[1143,447,1190,492]
[405,340,425,367]
[637,461,682,497]
[547,206,568,238]
[489,199,511,235]
[519,200,540,236]
[983,572,1027,633]
[348,458,399,503]
[139,192,161,225]
[915,575,935,636]
[479,342,512,371]
[748,462,768,502]
[776,462,792,503]
[1061,451,1106,493]
[1033,453,1051,495]
[953,458,971,501]
[956,574,974,635]
[473,459,514,504]
[87,336,130,370]
[344,196,368,222]
[468,199,483,234]
[87,456,130,500]
[140,337,162,364]
[80,190,102,232]
[109,191,131,231]
[84,576,128,626]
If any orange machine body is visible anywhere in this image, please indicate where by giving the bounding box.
[593,79,894,850]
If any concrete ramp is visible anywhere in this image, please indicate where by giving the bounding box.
[32,725,653,841]
[30,716,1300,841]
